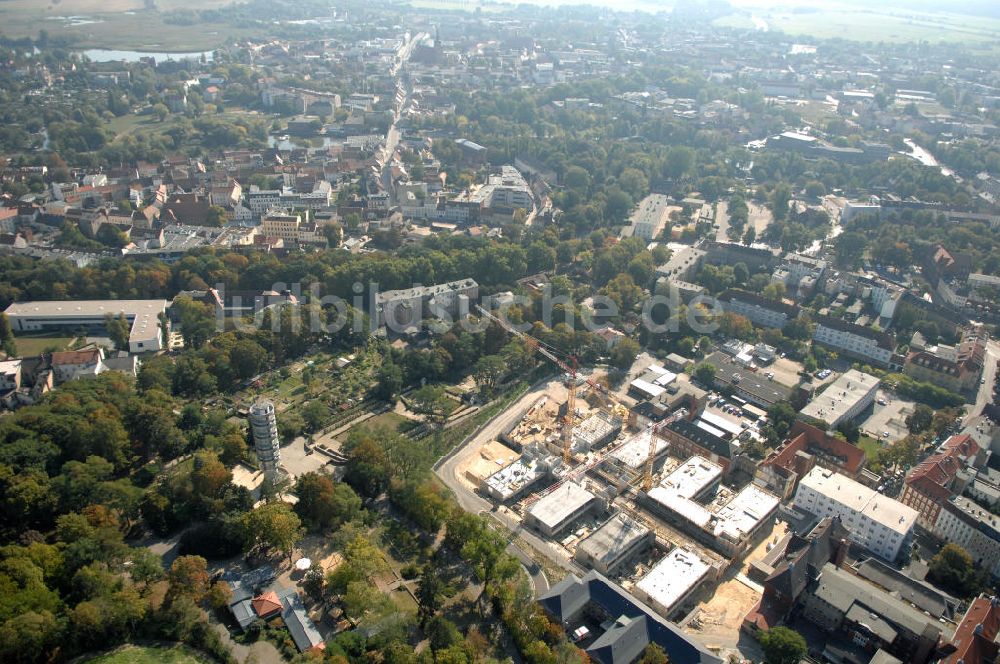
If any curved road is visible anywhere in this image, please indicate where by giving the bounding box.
[435,378,585,597]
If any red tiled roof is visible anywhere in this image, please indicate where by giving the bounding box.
[763,420,866,476]
[905,434,980,502]
[942,596,1000,664]
[251,591,282,618]
[50,349,102,365]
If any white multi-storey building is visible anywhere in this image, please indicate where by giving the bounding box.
[795,467,916,562]
[249,400,281,482]
[4,299,167,353]
[932,495,1000,579]
[798,369,880,429]
[812,315,895,367]
[717,290,800,329]
[246,188,282,218]
[374,279,479,330]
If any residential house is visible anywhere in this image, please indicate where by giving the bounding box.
[755,421,867,499]
[899,434,984,527]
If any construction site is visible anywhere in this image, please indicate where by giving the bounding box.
[446,308,784,624]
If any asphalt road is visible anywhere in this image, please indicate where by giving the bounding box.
[966,339,1000,426]
[435,378,583,597]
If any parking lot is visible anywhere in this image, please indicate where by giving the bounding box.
[860,389,915,443]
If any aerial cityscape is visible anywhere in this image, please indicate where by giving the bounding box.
[1,1,1000,663]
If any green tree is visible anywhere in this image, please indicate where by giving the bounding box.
[927,543,982,597]
[762,282,786,300]
[293,473,361,531]
[104,312,131,352]
[758,626,807,664]
[171,295,216,350]
[153,103,170,122]
[301,400,328,433]
[0,610,60,664]
[835,231,868,269]
[906,404,934,434]
[416,563,444,627]
[694,363,717,386]
[770,184,792,221]
[609,337,640,371]
[205,205,228,227]
[473,355,507,395]
[408,385,451,425]
[0,313,17,357]
[243,502,302,562]
[166,555,210,601]
[374,361,403,401]
[640,643,668,664]
[228,339,268,380]
[343,580,390,622]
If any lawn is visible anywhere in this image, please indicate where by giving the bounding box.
[390,588,418,614]
[81,643,210,664]
[363,411,411,433]
[858,435,883,463]
[12,335,77,356]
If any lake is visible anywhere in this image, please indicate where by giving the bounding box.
[77,49,214,63]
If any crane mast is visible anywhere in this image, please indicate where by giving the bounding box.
[474,305,670,495]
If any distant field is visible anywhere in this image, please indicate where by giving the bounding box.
[714,9,1000,44]
[0,1,249,50]
[81,644,210,664]
[13,335,77,356]
[0,0,231,13]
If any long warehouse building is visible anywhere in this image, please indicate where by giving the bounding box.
[4,299,169,353]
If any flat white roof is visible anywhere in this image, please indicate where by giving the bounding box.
[800,369,880,424]
[635,548,710,613]
[647,487,714,527]
[612,428,665,468]
[630,378,666,398]
[5,299,168,318]
[695,419,728,440]
[699,411,742,437]
[5,299,169,344]
[528,482,595,530]
[798,467,917,535]
[713,485,780,540]
[652,370,678,387]
[657,456,722,499]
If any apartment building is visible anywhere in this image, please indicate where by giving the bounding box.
[755,420,867,499]
[904,328,986,394]
[374,279,479,330]
[772,253,827,298]
[260,212,302,243]
[798,369,880,429]
[812,315,896,368]
[246,188,282,217]
[717,289,801,329]
[899,434,984,527]
[794,467,917,561]
[933,496,1000,578]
